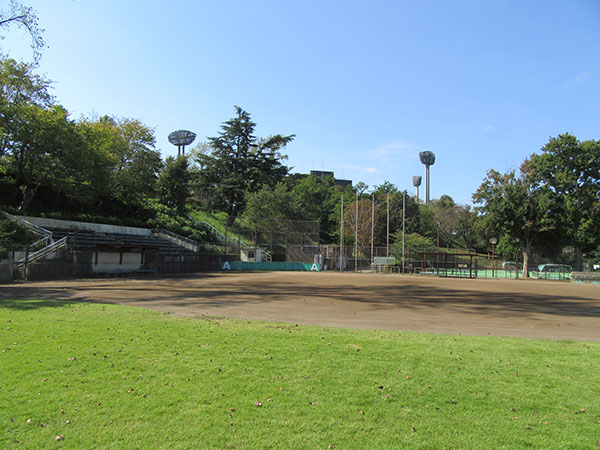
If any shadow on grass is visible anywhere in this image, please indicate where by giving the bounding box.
[0,298,78,310]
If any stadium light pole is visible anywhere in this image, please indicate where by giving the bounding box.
[412,176,422,204]
[419,151,436,205]
[168,129,196,156]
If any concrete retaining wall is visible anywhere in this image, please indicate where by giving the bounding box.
[15,216,152,236]
[0,258,13,282]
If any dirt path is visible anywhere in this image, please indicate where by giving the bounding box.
[1,271,599,341]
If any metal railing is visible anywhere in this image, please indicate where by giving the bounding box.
[156,229,200,252]
[17,236,68,266]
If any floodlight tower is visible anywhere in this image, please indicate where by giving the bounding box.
[412,176,422,203]
[168,129,197,156]
[418,151,436,205]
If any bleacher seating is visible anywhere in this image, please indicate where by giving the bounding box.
[47,229,191,253]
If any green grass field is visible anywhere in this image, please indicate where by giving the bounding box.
[1,299,599,449]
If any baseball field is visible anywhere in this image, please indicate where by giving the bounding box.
[1,272,599,448]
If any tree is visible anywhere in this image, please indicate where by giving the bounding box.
[157,155,191,213]
[343,198,378,247]
[242,183,299,244]
[77,115,162,214]
[0,1,45,62]
[370,183,421,246]
[524,133,600,270]
[195,106,294,226]
[473,167,556,277]
[392,231,435,253]
[0,59,82,211]
[0,213,34,253]
[291,174,342,243]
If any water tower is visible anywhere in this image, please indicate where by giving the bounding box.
[412,176,422,203]
[418,151,436,205]
[168,129,196,156]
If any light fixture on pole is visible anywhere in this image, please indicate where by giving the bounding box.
[168,129,196,156]
[489,237,498,278]
[412,176,422,203]
[418,151,436,205]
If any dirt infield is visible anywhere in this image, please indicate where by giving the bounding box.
[1,271,599,341]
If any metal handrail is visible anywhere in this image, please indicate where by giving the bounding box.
[4,213,53,240]
[156,229,200,252]
[17,236,68,266]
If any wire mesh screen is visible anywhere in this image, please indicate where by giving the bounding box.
[230,220,321,263]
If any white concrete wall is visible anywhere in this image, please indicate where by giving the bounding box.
[240,248,263,262]
[16,216,152,236]
[92,252,142,273]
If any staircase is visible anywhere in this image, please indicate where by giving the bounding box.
[17,236,68,266]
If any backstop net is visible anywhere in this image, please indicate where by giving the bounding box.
[232,220,321,263]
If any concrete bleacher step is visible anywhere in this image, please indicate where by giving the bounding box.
[46,228,194,252]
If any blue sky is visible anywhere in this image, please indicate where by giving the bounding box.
[2,0,599,205]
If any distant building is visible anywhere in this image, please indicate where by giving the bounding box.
[309,170,352,188]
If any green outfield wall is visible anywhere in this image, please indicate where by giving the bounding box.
[221,261,321,271]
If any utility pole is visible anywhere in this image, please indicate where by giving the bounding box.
[340,193,344,271]
[371,193,374,264]
[386,193,390,257]
[402,191,406,273]
[355,192,358,271]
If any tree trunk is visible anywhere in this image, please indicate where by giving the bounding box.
[575,247,583,272]
[226,213,236,227]
[522,240,532,279]
[18,184,39,213]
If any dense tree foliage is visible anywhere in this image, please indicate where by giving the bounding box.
[157,155,191,213]
[0,213,34,253]
[473,167,557,276]
[195,106,294,226]
[524,133,600,269]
